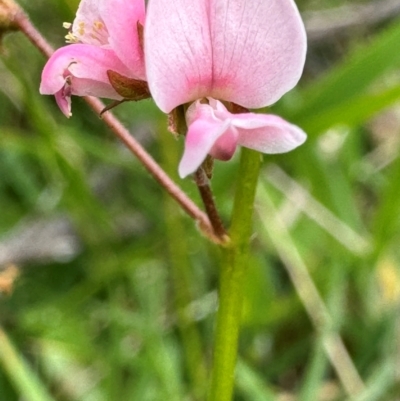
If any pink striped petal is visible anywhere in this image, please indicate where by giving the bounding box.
[145,0,306,113]
[145,0,213,113]
[209,0,307,108]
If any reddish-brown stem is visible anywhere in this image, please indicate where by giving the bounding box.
[13,10,226,244]
[194,168,228,241]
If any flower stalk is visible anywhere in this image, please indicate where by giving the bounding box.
[208,148,261,401]
[194,167,228,241]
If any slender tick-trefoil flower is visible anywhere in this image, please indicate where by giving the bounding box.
[145,0,308,178]
[40,0,146,117]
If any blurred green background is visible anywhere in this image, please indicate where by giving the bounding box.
[1,0,400,400]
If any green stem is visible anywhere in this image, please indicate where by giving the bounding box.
[208,148,261,401]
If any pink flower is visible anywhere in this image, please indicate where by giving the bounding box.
[144,0,308,178]
[39,0,145,117]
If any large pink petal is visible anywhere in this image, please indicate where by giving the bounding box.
[100,0,146,79]
[209,0,307,108]
[145,0,213,113]
[40,44,130,96]
[233,113,307,154]
[145,0,306,113]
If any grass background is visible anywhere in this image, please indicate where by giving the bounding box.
[1,0,400,400]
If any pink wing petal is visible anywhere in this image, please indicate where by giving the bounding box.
[100,0,146,79]
[209,0,307,108]
[40,44,130,96]
[179,102,231,178]
[40,44,130,116]
[145,0,213,113]
[233,113,307,154]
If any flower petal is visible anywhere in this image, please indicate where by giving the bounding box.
[179,102,232,178]
[145,0,213,113]
[40,44,133,115]
[54,88,72,118]
[233,113,307,154]
[209,0,307,108]
[145,0,306,113]
[99,0,146,79]
[209,127,238,161]
[72,0,109,46]
[40,44,130,97]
